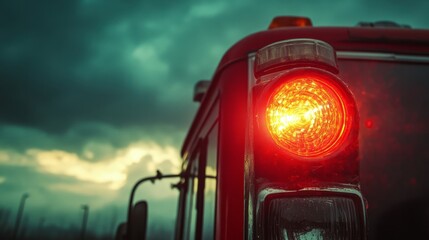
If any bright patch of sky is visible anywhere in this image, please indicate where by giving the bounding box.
[0,176,5,184]
[1,141,180,191]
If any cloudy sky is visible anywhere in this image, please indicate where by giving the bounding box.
[1,0,429,237]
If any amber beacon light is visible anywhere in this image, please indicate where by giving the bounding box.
[255,39,357,160]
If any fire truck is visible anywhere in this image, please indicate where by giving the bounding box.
[118,16,429,240]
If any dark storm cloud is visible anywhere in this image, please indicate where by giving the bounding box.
[2,0,428,137]
[0,123,184,162]
[0,0,197,134]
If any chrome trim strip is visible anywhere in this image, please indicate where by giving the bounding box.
[337,51,429,63]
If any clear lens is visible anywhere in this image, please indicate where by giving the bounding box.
[255,39,337,77]
[266,196,363,240]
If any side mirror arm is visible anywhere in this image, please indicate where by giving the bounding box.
[126,170,183,239]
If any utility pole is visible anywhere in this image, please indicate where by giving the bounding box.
[80,205,89,240]
[12,193,29,240]
[37,217,45,240]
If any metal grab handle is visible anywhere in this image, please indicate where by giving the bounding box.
[126,170,216,239]
[126,170,182,239]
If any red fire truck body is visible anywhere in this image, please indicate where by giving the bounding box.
[123,17,429,240]
[177,18,429,240]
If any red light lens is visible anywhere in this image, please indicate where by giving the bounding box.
[265,71,350,159]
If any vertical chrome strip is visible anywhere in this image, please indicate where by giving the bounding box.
[244,53,256,240]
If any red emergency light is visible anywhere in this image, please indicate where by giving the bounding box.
[264,69,354,159]
[252,39,363,240]
[254,39,358,162]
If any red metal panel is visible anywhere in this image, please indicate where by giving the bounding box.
[181,24,429,240]
[215,27,429,77]
[216,59,248,240]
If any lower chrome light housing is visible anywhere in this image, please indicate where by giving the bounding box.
[261,191,366,240]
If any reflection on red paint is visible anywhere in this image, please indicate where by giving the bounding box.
[365,119,373,129]
[409,177,417,186]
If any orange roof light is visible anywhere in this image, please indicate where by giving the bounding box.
[269,16,312,29]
